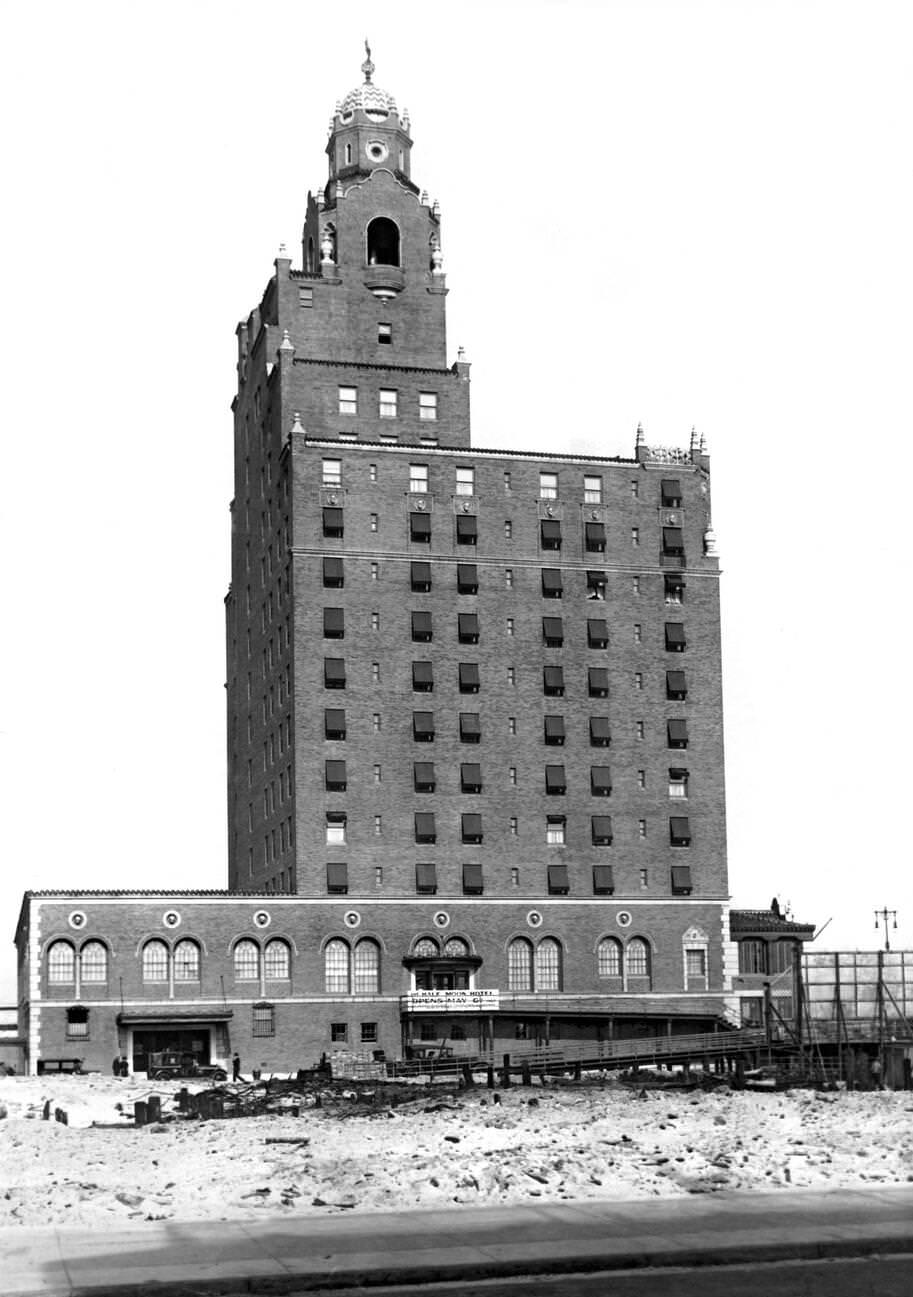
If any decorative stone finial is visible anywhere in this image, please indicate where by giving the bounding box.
[279,329,294,354]
[278,242,287,257]
[403,108,411,130]
[420,190,429,205]
[320,229,335,264]
[703,526,718,557]
[689,425,697,453]
[699,432,707,453]
[362,39,374,83]
[457,346,466,362]
[432,199,441,218]
[431,245,444,274]
[291,411,305,435]
[635,422,645,446]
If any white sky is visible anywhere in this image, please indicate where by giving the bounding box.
[1,0,911,1002]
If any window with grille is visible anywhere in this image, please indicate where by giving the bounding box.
[265,940,290,980]
[597,938,622,978]
[66,1007,89,1039]
[354,940,380,993]
[508,938,533,992]
[252,1003,275,1037]
[80,941,107,983]
[142,940,168,983]
[325,939,350,993]
[47,941,76,984]
[331,1022,348,1042]
[173,940,200,982]
[535,938,562,991]
[413,937,439,958]
[626,938,650,978]
[234,940,260,981]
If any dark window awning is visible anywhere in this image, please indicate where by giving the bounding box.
[542,616,563,641]
[413,711,435,736]
[548,863,569,892]
[661,478,682,505]
[588,667,609,693]
[323,557,344,584]
[459,711,481,737]
[540,519,562,543]
[456,514,477,540]
[458,612,480,639]
[592,815,613,843]
[462,862,484,892]
[543,665,565,691]
[323,506,344,532]
[118,1008,233,1025]
[457,563,478,591]
[593,864,615,894]
[587,569,606,586]
[324,657,346,684]
[417,861,438,892]
[412,611,433,637]
[665,622,686,648]
[414,761,436,787]
[585,522,606,548]
[324,708,346,736]
[462,813,483,839]
[667,718,688,745]
[662,526,684,552]
[541,568,563,594]
[411,561,432,586]
[323,607,344,636]
[587,617,609,646]
[545,764,566,793]
[671,864,693,891]
[325,759,347,787]
[459,662,480,689]
[667,669,687,696]
[326,862,349,889]
[412,660,433,686]
[591,766,612,794]
[416,862,438,889]
[670,816,692,845]
[461,762,482,788]
[410,511,431,536]
[590,716,611,743]
[414,812,436,841]
[544,715,566,740]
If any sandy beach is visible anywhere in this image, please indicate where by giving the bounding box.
[1,1073,911,1228]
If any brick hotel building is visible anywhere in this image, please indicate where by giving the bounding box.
[15,54,761,1074]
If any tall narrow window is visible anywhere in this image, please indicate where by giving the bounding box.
[338,386,357,415]
[80,941,108,983]
[455,466,475,495]
[322,459,342,487]
[419,392,438,420]
[234,940,260,981]
[409,464,428,493]
[508,938,533,992]
[366,217,400,266]
[378,322,392,344]
[142,940,168,984]
[325,939,350,993]
[173,940,200,982]
[539,471,558,499]
[584,475,602,503]
[379,389,398,418]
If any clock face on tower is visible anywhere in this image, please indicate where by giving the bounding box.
[366,140,388,163]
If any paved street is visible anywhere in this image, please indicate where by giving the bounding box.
[4,1186,913,1296]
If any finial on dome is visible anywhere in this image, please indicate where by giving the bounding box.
[362,39,374,83]
[635,422,645,446]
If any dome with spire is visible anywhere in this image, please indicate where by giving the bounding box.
[337,42,398,122]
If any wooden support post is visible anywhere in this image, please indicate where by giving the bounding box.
[573,1060,582,1081]
[521,1061,532,1086]
[486,1064,495,1089]
[735,1057,746,1089]
[146,1095,161,1123]
[461,1063,473,1088]
[134,1100,148,1127]
[178,1087,189,1111]
[501,1053,511,1087]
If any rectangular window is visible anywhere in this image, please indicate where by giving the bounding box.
[324,658,346,689]
[545,764,567,795]
[540,519,562,550]
[326,812,347,845]
[505,568,514,588]
[640,868,649,889]
[633,623,642,643]
[331,1022,348,1043]
[455,466,475,495]
[458,662,480,693]
[369,512,379,533]
[412,611,433,642]
[586,570,606,601]
[667,718,689,749]
[587,618,609,649]
[371,611,379,631]
[662,526,685,558]
[409,464,428,492]
[252,1004,275,1037]
[378,322,392,344]
[325,759,347,791]
[590,766,612,797]
[638,818,647,839]
[543,665,564,697]
[504,471,512,492]
[460,762,482,793]
[323,557,344,588]
[510,820,518,838]
[372,712,381,732]
[591,815,613,846]
[504,519,513,540]
[637,769,646,789]
[547,863,569,895]
[322,459,342,487]
[323,507,344,538]
[459,712,481,743]
[584,475,602,504]
[369,463,377,482]
[412,709,435,741]
[327,861,349,895]
[661,478,683,507]
[299,287,313,307]
[666,670,687,700]
[379,388,398,418]
[541,568,563,598]
[636,720,645,740]
[686,949,706,978]
[670,817,692,848]
[508,716,517,735]
[414,761,436,793]
[506,617,514,636]
[546,816,566,845]
[507,666,516,685]
[373,763,382,783]
[669,768,689,798]
[323,607,345,639]
[372,662,381,683]
[412,659,434,692]
[462,812,483,843]
[419,392,438,420]
[508,766,517,785]
[588,667,609,698]
[338,386,357,415]
[411,561,432,592]
[415,811,436,844]
[542,615,563,647]
[539,471,558,499]
[462,862,484,895]
[631,527,639,547]
[361,1021,378,1043]
[324,707,346,740]
[410,511,431,543]
[593,864,615,895]
[665,573,685,605]
[544,714,565,745]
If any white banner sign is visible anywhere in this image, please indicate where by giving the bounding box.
[405,989,500,1012]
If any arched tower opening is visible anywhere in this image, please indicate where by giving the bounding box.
[366,217,400,267]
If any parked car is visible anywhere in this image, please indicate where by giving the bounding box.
[146,1050,228,1082]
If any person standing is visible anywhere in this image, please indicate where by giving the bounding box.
[232,1052,241,1081]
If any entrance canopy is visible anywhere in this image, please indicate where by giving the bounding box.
[117,1008,233,1025]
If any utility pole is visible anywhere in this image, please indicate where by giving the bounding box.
[874,907,898,952]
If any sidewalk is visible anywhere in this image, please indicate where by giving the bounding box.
[4,1186,913,1296]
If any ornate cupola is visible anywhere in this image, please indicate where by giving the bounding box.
[325,43,414,203]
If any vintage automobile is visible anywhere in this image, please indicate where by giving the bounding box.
[146,1050,228,1082]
